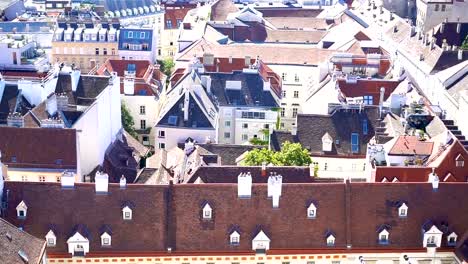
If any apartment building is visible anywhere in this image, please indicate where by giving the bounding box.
[118,27,158,62]
[51,21,120,73]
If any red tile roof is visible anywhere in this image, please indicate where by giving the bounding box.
[3,181,468,255]
[389,136,434,156]
[337,79,401,105]
[0,127,77,170]
[164,7,193,29]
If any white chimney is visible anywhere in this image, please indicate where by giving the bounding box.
[458,49,463,61]
[309,163,314,177]
[120,175,127,189]
[123,78,135,95]
[183,89,190,122]
[456,17,461,33]
[272,193,279,208]
[46,94,58,116]
[70,69,81,92]
[237,172,252,198]
[267,173,282,197]
[95,171,109,193]
[379,87,385,118]
[0,151,4,201]
[201,75,211,94]
[261,162,267,177]
[428,168,439,191]
[61,171,75,189]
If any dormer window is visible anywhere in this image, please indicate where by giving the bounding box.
[45,230,56,247]
[447,232,457,246]
[455,154,464,167]
[252,230,270,251]
[423,225,443,248]
[230,231,240,245]
[307,203,317,219]
[122,206,132,220]
[398,203,408,217]
[202,203,212,220]
[101,232,111,247]
[16,201,27,219]
[322,133,333,152]
[378,229,389,244]
[326,234,335,246]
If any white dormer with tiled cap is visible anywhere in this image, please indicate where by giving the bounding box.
[101,232,112,247]
[455,153,464,167]
[67,232,89,256]
[322,132,333,152]
[423,225,443,248]
[252,230,270,251]
[45,230,56,247]
[229,230,240,245]
[378,229,389,244]
[326,234,335,246]
[398,203,408,217]
[122,206,132,220]
[307,202,317,219]
[447,232,457,246]
[202,203,212,219]
[16,200,27,219]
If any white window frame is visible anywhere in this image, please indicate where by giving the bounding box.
[202,203,212,220]
[379,229,389,244]
[16,201,27,219]
[307,203,317,219]
[326,235,335,246]
[398,203,408,217]
[140,32,146,39]
[225,120,231,127]
[122,206,132,220]
[230,231,240,245]
[447,232,457,246]
[46,230,56,247]
[101,232,111,247]
[158,130,165,138]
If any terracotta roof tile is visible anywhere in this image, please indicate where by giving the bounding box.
[389,136,434,156]
[337,79,401,105]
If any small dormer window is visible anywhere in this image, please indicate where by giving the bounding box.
[307,203,317,219]
[326,234,335,246]
[379,229,389,245]
[45,230,56,247]
[101,232,111,247]
[423,225,443,248]
[455,154,464,167]
[398,203,408,217]
[16,201,27,219]
[122,206,132,220]
[447,232,457,246]
[202,203,212,220]
[230,231,240,245]
[322,133,333,152]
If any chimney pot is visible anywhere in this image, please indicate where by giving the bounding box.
[458,48,463,60]
[120,175,127,189]
[61,171,75,189]
[95,171,109,193]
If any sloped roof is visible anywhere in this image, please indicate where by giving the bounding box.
[271,106,381,157]
[337,79,401,105]
[388,136,434,156]
[3,181,468,255]
[0,84,32,125]
[0,218,45,264]
[197,143,258,165]
[0,126,77,170]
[210,0,239,21]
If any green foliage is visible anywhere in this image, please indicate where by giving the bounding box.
[158,58,175,77]
[462,35,468,50]
[242,141,312,166]
[121,103,138,138]
[249,137,269,146]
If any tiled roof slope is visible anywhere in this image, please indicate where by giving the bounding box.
[165,7,193,29]
[210,0,239,21]
[196,143,257,165]
[337,79,401,105]
[2,182,468,254]
[3,182,168,254]
[271,106,381,157]
[0,218,45,264]
[0,127,77,170]
[188,166,344,183]
[389,136,434,156]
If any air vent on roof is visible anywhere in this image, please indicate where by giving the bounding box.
[6,232,12,241]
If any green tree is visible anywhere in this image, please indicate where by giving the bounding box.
[273,141,312,166]
[158,58,175,77]
[242,141,312,166]
[242,148,276,166]
[121,103,138,138]
[462,35,468,50]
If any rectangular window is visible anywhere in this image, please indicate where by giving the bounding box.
[295,74,299,82]
[225,121,231,127]
[351,133,359,153]
[282,73,286,81]
[21,175,28,182]
[140,32,146,39]
[158,130,165,138]
[158,143,166,149]
[281,108,285,117]
[39,176,46,182]
[47,238,55,246]
[95,48,99,55]
[324,163,328,171]
[264,124,269,129]
[243,123,248,129]
[140,120,146,130]
[292,108,298,118]
[441,4,446,11]
[103,238,110,245]
[128,31,133,38]
[242,134,248,141]
[363,95,373,105]
[103,48,107,55]
[224,132,231,138]
[177,19,183,27]
[456,160,464,167]
[282,90,286,98]
[111,48,116,55]
[166,20,173,28]
[435,4,439,11]
[294,91,299,98]
[56,176,61,182]
[363,119,368,135]
[140,105,146,115]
